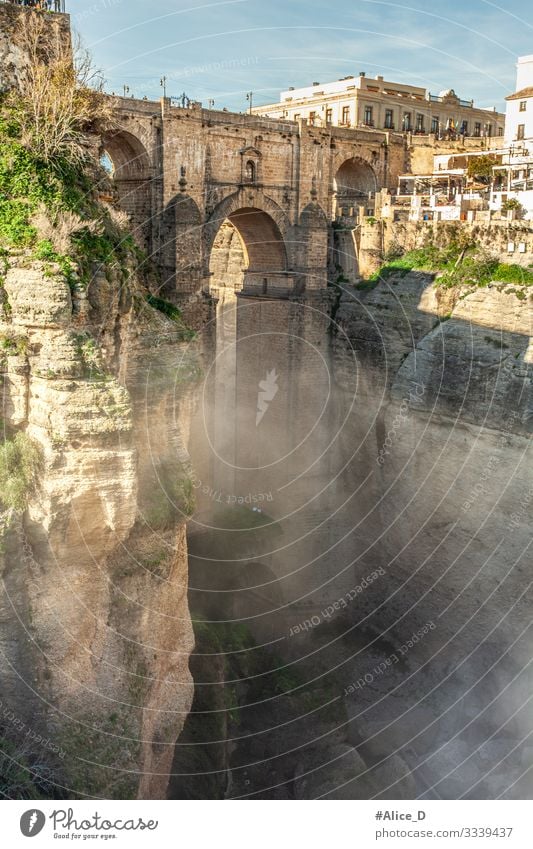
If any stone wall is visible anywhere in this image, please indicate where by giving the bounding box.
[406,134,502,177]
[383,218,533,267]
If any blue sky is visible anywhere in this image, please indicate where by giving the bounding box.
[68,0,532,111]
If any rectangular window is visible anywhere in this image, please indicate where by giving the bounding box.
[325,108,333,124]
[460,120,468,135]
[403,112,411,131]
[416,113,425,132]
[341,105,350,125]
[486,124,493,137]
[384,109,394,129]
[519,100,527,112]
[431,116,439,134]
[517,124,525,140]
[364,105,373,125]
[309,111,316,125]
[474,122,481,137]
[498,127,504,136]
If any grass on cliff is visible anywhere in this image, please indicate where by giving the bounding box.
[141,462,196,530]
[0,734,60,800]
[0,432,43,512]
[369,243,533,292]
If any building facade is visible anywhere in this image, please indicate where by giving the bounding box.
[489,55,533,219]
[253,73,505,139]
[504,55,533,144]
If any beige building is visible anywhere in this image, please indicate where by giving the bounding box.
[253,73,505,139]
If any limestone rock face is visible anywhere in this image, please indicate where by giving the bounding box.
[327,274,532,798]
[0,256,198,799]
[4,264,72,328]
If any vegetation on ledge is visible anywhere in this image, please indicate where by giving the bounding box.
[0,432,43,511]
[369,242,533,293]
[0,16,145,292]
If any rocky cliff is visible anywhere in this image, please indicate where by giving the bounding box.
[324,272,532,798]
[0,251,202,798]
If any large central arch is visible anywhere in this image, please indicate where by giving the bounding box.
[226,208,288,272]
[206,193,291,297]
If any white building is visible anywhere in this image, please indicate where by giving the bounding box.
[490,55,533,219]
[504,55,533,144]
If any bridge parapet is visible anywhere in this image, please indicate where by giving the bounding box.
[202,108,298,134]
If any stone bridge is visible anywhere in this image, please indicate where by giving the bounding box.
[103,97,407,309]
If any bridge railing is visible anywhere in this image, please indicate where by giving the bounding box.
[0,1,66,11]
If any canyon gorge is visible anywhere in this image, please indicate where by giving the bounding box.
[0,2,531,801]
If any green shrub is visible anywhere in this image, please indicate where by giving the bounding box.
[0,121,150,290]
[0,433,43,511]
[145,293,183,323]
[143,464,196,529]
[501,198,524,215]
[0,735,56,800]
[0,331,27,356]
[467,155,498,181]
[369,241,533,293]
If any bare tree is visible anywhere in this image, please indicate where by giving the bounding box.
[3,14,112,168]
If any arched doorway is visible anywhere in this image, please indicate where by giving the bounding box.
[99,129,153,252]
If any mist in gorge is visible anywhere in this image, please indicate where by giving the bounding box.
[169,217,532,800]
[0,0,531,816]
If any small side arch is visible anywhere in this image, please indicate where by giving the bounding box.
[100,128,153,252]
[159,193,203,298]
[333,156,377,218]
[100,129,152,180]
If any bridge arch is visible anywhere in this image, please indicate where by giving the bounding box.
[100,128,153,252]
[206,192,291,296]
[333,156,377,218]
[100,129,152,179]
